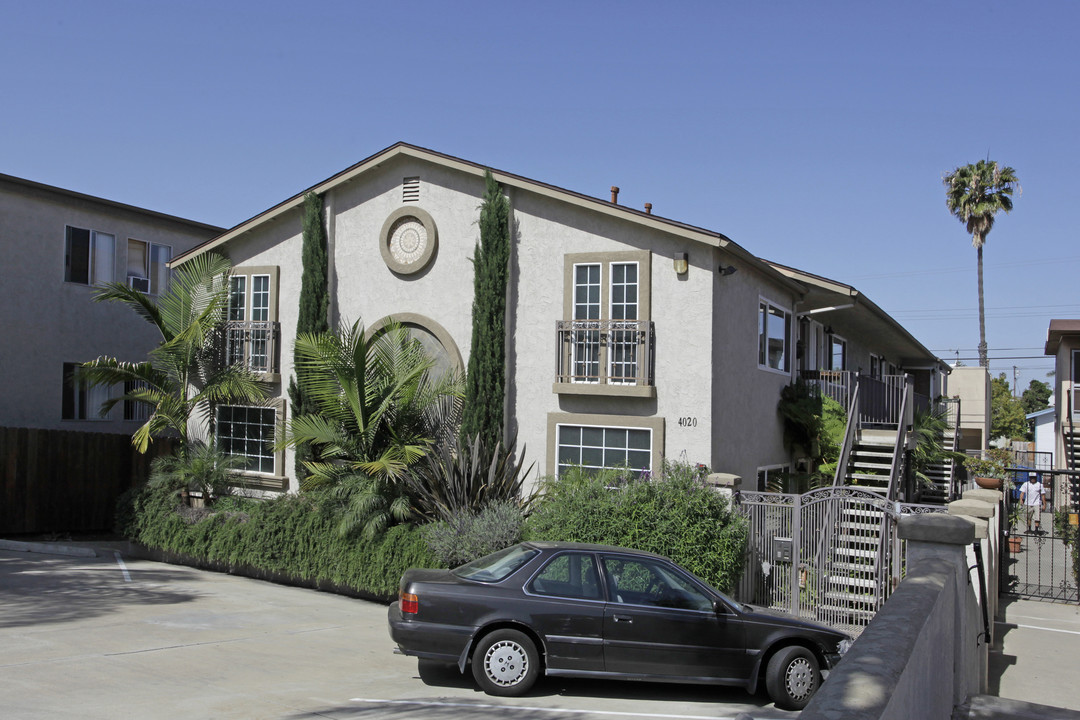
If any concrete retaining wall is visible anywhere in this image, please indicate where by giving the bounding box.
[800,513,983,719]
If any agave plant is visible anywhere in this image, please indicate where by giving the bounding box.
[405,433,535,523]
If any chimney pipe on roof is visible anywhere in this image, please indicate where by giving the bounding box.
[610,186,620,204]
[644,202,652,215]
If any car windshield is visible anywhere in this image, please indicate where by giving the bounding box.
[452,544,540,583]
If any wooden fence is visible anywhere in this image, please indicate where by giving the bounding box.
[0,426,176,535]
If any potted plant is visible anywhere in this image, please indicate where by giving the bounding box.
[963,448,1010,490]
[1007,502,1023,553]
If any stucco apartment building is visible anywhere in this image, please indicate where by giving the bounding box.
[171,143,949,494]
[0,173,222,434]
[1045,319,1080,476]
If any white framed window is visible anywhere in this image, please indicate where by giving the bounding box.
[608,262,639,384]
[126,239,172,295]
[226,272,274,373]
[828,334,847,371]
[758,299,791,372]
[62,363,111,421]
[556,423,652,477]
[571,263,602,382]
[216,405,277,475]
[64,226,115,285]
[566,257,645,385]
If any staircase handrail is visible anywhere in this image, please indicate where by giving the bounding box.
[940,397,962,499]
[832,379,862,487]
[884,375,914,503]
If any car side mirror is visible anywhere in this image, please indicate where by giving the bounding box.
[713,599,726,614]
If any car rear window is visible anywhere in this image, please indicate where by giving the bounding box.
[452,544,540,583]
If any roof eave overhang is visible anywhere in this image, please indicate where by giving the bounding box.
[169,143,803,292]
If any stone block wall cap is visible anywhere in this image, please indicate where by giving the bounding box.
[955,515,989,539]
[948,498,996,519]
[707,473,742,487]
[898,513,976,545]
[963,488,1004,503]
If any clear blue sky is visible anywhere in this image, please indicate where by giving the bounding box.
[4,0,1077,394]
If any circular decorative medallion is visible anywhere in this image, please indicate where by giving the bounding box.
[379,206,438,275]
[389,218,428,265]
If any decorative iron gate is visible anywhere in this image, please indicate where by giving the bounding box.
[1001,471,1079,602]
[736,487,945,635]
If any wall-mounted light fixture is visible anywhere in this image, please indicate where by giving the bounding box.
[673,252,689,275]
[718,265,738,276]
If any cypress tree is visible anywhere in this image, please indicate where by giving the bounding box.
[461,171,510,449]
[288,192,330,482]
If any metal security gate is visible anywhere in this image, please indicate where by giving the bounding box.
[1002,469,1079,602]
[736,487,946,635]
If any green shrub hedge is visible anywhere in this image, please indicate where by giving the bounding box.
[524,463,748,593]
[116,484,441,601]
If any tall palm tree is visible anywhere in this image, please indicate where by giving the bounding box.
[79,253,266,452]
[943,160,1020,367]
[285,320,463,535]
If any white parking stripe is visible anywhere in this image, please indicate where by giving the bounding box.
[997,621,1080,636]
[113,552,131,583]
[350,698,752,719]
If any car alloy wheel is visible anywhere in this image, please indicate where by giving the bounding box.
[784,655,814,698]
[471,629,540,697]
[765,645,820,710]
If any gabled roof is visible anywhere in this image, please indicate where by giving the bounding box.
[765,260,946,370]
[168,142,800,291]
[1045,319,1080,355]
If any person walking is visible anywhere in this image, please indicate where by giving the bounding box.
[1018,474,1047,531]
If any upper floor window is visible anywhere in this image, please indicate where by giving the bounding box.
[869,353,883,379]
[222,267,280,376]
[758,299,791,372]
[127,239,171,295]
[64,226,115,286]
[828,334,847,371]
[558,251,653,390]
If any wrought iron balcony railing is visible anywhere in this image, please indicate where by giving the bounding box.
[556,320,654,387]
[216,321,281,375]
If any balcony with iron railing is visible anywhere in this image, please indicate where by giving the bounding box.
[216,321,281,379]
[554,320,655,397]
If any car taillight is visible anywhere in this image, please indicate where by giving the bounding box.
[400,591,419,614]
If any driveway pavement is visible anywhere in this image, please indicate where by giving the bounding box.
[0,545,795,719]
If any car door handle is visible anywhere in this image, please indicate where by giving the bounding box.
[613,614,633,623]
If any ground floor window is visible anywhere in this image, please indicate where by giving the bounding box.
[556,424,652,477]
[62,362,110,421]
[216,405,276,474]
[757,464,792,493]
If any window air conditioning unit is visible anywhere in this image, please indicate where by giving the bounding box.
[128,275,151,293]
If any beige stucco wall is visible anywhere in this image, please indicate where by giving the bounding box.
[214,154,810,492]
[1051,336,1078,471]
[0,177,219,433]
[949,366,990,454]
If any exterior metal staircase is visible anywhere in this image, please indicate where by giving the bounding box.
[819,374,911,625]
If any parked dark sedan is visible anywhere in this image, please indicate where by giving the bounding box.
[388,541,851,710]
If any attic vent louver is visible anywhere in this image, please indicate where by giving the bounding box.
[403,176,420,203]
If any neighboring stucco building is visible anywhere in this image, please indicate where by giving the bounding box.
[170,143,947,493]
[947,366,991,455]
[0,173,222,433]
[1044,319,1080,473]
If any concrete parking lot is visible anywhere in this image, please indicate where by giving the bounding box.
[0,546,796,719]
